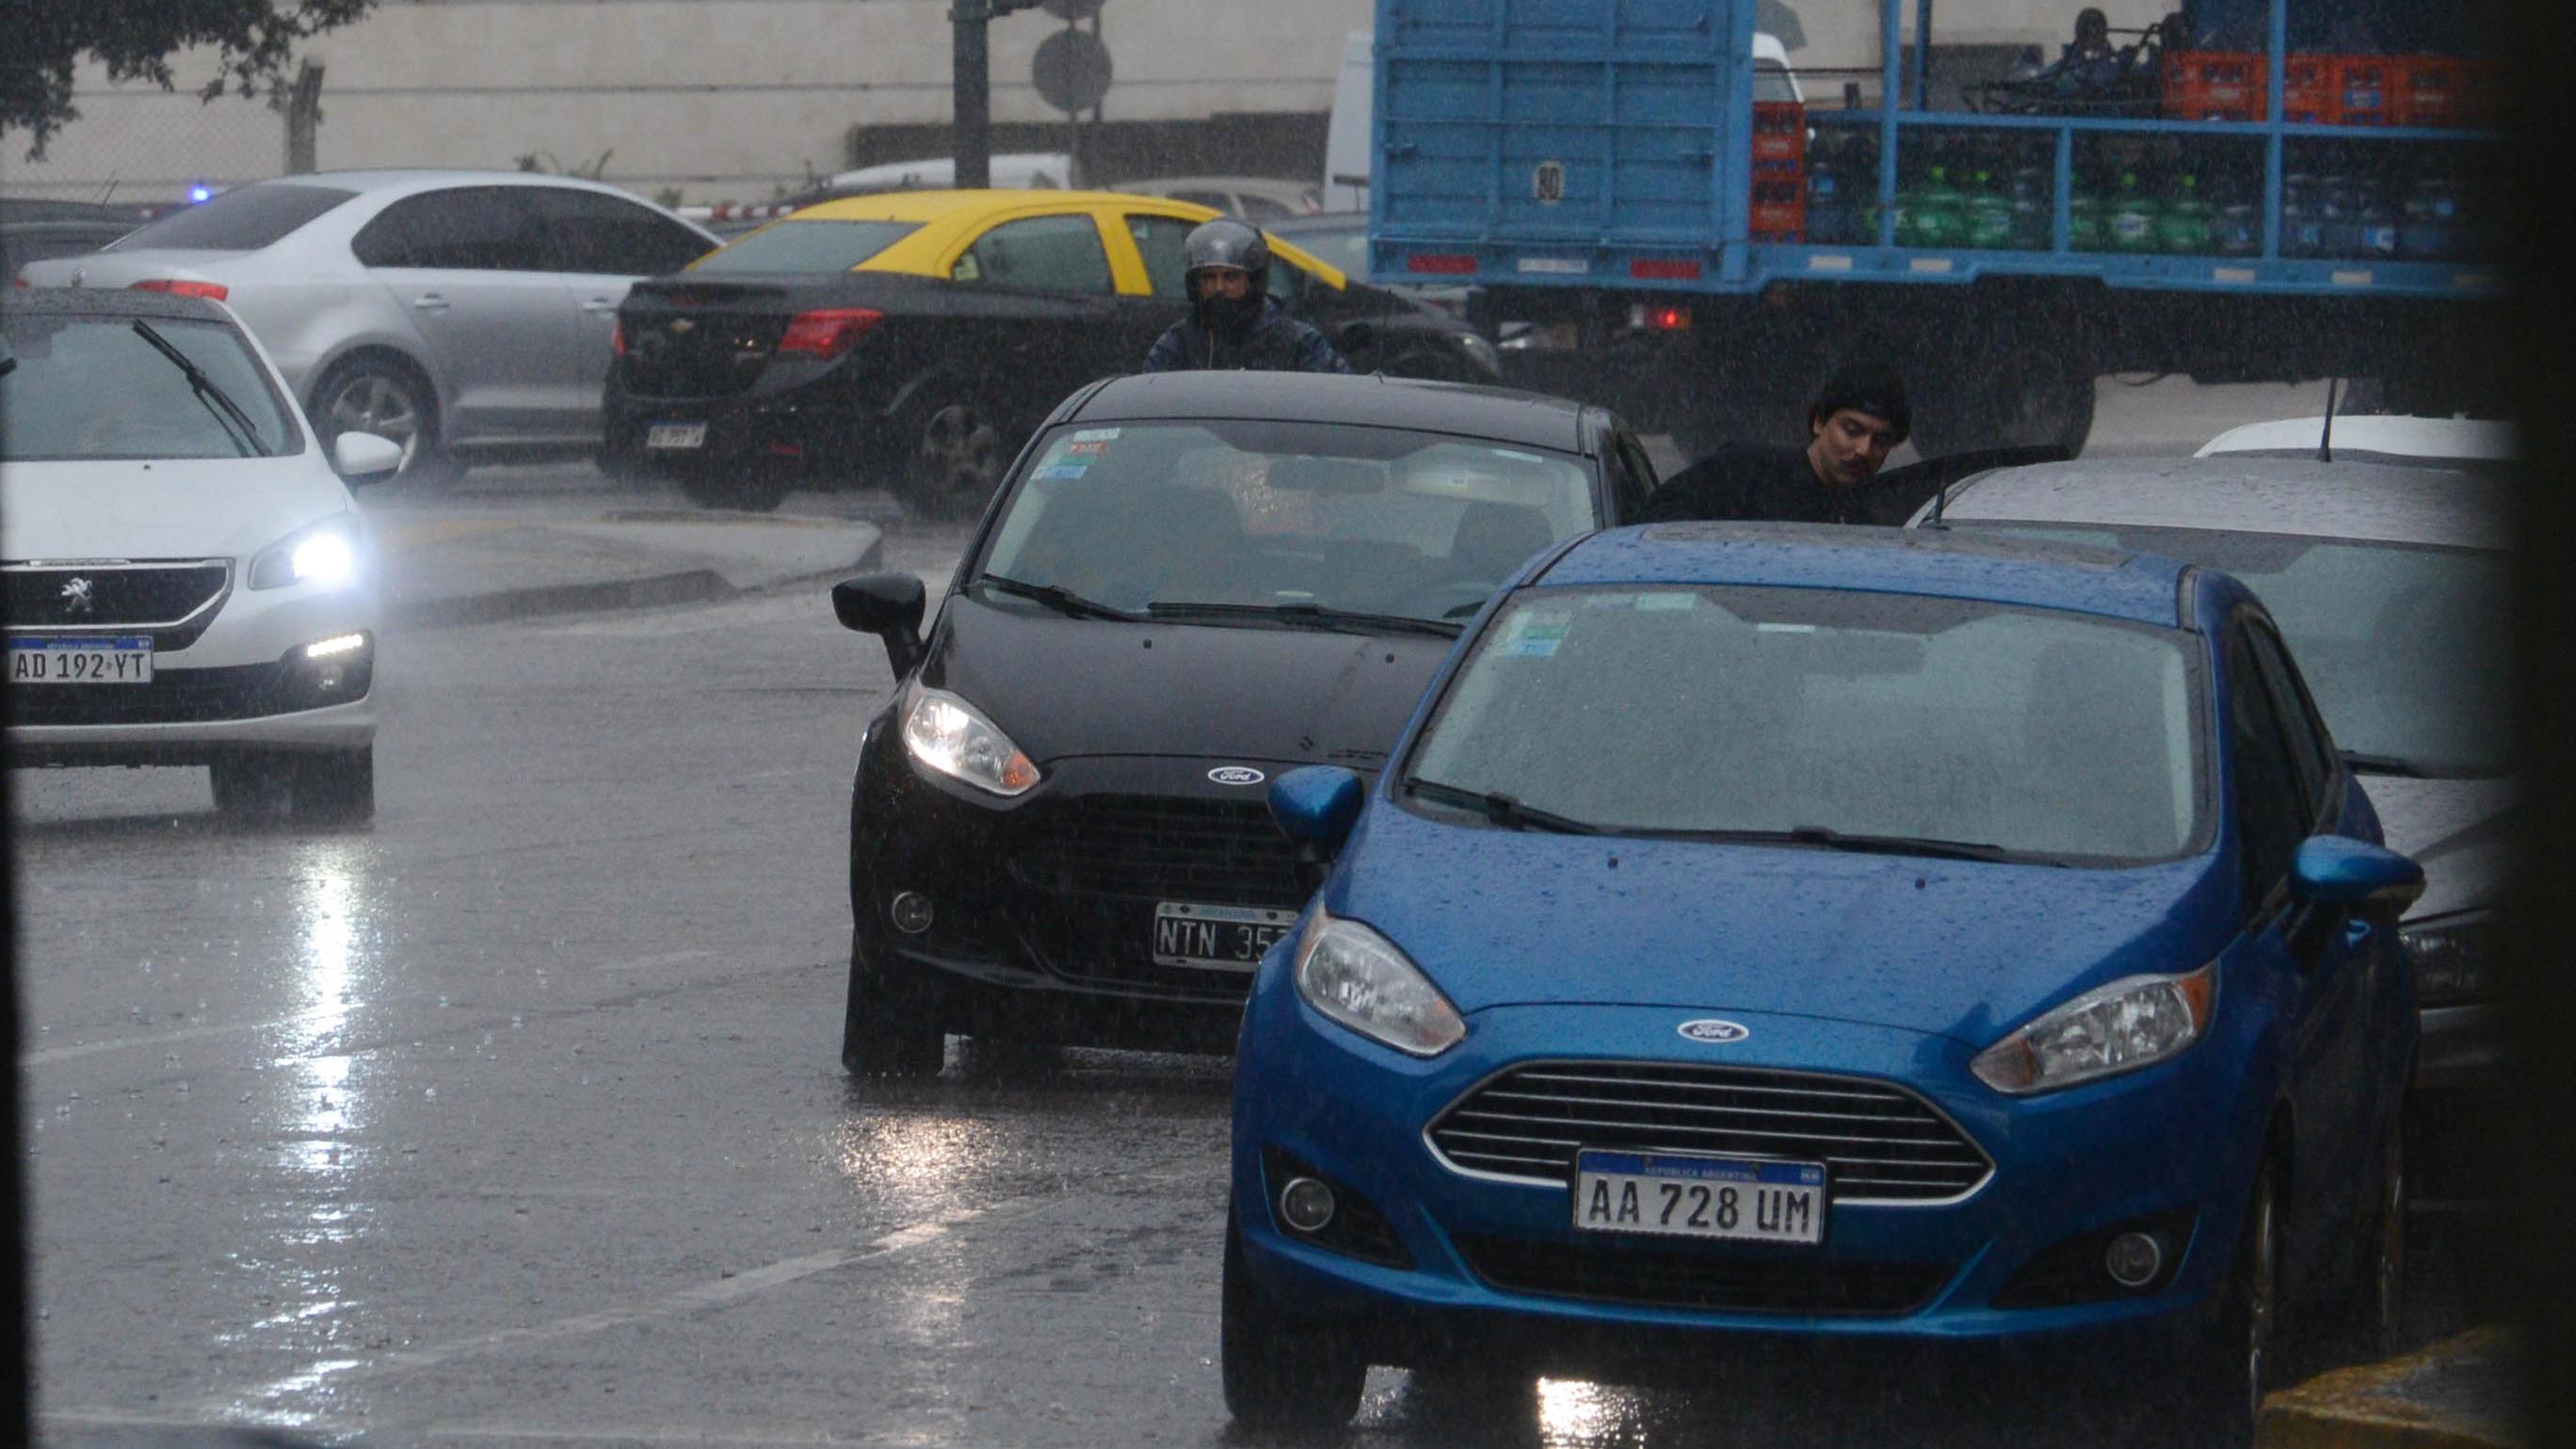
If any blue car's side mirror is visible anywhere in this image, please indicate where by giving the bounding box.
[2288,836,2426,913]
[1269,766,1364,856]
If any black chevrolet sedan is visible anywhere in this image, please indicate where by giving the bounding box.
[829,371,1661,1072]
[603,190,1504,518]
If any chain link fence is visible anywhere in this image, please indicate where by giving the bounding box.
[1,81,298,205]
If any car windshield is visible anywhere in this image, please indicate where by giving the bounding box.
[691,218,921,273]
[0,312,298,460]
[1961,522,2510,778]
[1408,585,2205,862]
[104,182,355,250]
[975,419,1597,625]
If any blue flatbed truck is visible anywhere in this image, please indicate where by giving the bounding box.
[1367,0,2509,455]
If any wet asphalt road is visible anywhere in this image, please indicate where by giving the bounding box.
[13,377,2482,1448]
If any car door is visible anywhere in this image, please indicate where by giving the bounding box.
[943,211,1126,407]
[349,185,582,444]
[1605,426,1663,523]
[519,185,717,429]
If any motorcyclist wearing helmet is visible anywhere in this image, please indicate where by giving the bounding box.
[1143,217,1353,375]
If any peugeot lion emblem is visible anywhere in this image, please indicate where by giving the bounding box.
[1677,1019,1749,1045]
[59,576,96,617]
[1207,766,1266,786]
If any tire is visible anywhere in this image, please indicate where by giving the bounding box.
[1220,1210,1367,1433]
[673,466,791,513]
[311,354,450,483]
[2344,1115,2407,1360]
[290,746,376,829]
[209,752,292,826]
[840,927,944,1077]
[2190,1167,2283,1449]
[892,389,1011,523]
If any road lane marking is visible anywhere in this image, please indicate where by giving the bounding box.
[19,1006,341,1068]
[596,949,716,972]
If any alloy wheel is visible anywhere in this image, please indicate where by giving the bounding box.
[2243,1179,2279,1425]
[324,370,426,473]
[910,401,1004,519]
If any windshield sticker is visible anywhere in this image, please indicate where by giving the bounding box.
[1031,462,1089,481]
[1497,612,1570,658]
[1638,591,1698,611]
[1065,440,1113,456]
[1070,427,1121,442]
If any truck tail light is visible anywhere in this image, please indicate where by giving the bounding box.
[1629,303,1692,332]
[776,307,884,360]
[131,279,229,301]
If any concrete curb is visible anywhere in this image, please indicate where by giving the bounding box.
[386,532,882,631]
[2258,1329,2517,1449]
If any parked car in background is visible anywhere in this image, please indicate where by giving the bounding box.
[15,170,719,481]
[1228,523,2421,1443]
[1113,175,1322,222]
[779,153,1076,211]
[1918,458,2510,1211]
[826,370,1663,1073]
[2,287,394,825]
[605,190,1505,516]
[0,199,159,279]
[2198,413,2518,468]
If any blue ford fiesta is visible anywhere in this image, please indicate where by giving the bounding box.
[1224,523,2423,1441]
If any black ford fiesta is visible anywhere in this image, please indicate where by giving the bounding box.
[830,371,1661,1072]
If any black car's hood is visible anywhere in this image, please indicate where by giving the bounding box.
[925,594,1457,769]
[2359,773,2514,919]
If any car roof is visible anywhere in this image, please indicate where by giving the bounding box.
[1939,456,2506,550]
[1062,373,1596,452]
[2197,414,2518,463]
[796,188,1204,223]
[0,285,233,325]
[228,169,660,198]
[1543,523,2191,628]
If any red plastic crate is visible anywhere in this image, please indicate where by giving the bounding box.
[2395,56,2501,127]
[2162,51,2264,121]
[2282,54,2338,122]
[2334,56,2397,125]
[1749,180,1805,242]
[1750,102,1807,170]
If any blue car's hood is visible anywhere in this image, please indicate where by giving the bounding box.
[1331,807,2231,1048]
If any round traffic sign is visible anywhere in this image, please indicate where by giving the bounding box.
[1032,28,1114,114]
[1040,0,1104,19]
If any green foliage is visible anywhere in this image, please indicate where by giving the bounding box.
[3,0,378,158]
[515,149,616,181]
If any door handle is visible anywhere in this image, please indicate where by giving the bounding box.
[581,298,619,313]
[411,294,450,313]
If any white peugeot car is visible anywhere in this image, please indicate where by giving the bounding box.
[3,286,394,825]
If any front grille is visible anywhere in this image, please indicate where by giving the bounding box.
[617,310,790,398]
[1429,1062,1993,1205]
[1006,794,1309,906]
[1455,1234,1951,1315]
[4,560,230,632]
[6,662,287,727]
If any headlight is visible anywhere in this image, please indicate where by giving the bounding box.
[2403,911,2499,1006]
[248,517,363,590]
[1457,331,1501,372]
[1971,963,2217,1095]
[1293,910,1466,1057]
[900,684,1038,797]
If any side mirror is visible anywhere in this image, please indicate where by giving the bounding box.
[1336,320,1378,354]
[1269,766,1365,858]
[332,430,404,480]
[831,572,927,677]
[2287,836,2426,914]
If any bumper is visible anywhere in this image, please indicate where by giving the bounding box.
[604,369,894,480]
[1230,979,2274,1360]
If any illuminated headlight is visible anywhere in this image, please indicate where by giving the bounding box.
[2404,911,2499,1006]
[1457,331,1501,372]
[1971,963,2217,1095]
[249,518,363,590]
[1294,910,1465,1057]
[900,684,1038,797]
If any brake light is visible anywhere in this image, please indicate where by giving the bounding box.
[611,319,625,357]
[131,279,229,301]
[1630,303,1692,332]
[776,307,884,360]
[1407,254,1478,276]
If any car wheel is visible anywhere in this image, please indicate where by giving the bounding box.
[2347,1115,2407,1360]
[840,928,944,1077]
[894,390,1009,523]
[1220,1208,1367,1432]
[290,746,376,829]
[209,752,293,825]
[312,355,450,483]
[673,466,790,513]
[2193,1167,2282,1448]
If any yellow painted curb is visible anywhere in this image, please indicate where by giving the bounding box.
[2257,1328,2517,1449]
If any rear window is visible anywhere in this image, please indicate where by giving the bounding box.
[105,184,357,252]
[691,219,921,274]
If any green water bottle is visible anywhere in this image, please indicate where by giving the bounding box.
[2068,175,2107,252]
[2157,172,2214,254]
[2107,170,2161,254]
[1965,169,2015,250]
[1909,165,1965,250]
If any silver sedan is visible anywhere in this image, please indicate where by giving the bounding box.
[16,169,719,480]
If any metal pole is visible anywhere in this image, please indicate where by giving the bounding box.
[954,0,992,189]
[1912,0,1933,111]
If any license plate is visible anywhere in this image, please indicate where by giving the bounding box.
[1572,1150,1827,1246]
[647,421,707,450]
[8,636,153,685]
[1151,903,1296,970]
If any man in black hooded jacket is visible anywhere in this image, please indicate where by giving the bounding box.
[1640,365,1914,523]
[1143,218,1352,375]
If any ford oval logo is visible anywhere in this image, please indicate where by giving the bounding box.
[1207,766,1267,786]
[1677,1019,1749,1044]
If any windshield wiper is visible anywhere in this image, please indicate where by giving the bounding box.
[130,320,263,458]
[1767,825,2041,864]
[1149,600,1463,639]
[973,574,1144,621]
[1405,778,1602,834]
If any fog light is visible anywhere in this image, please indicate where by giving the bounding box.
[888,891,934,935]
[302,633,367,660]
[2105,1231,2164,1288]
[1279,1177,1337,1233]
